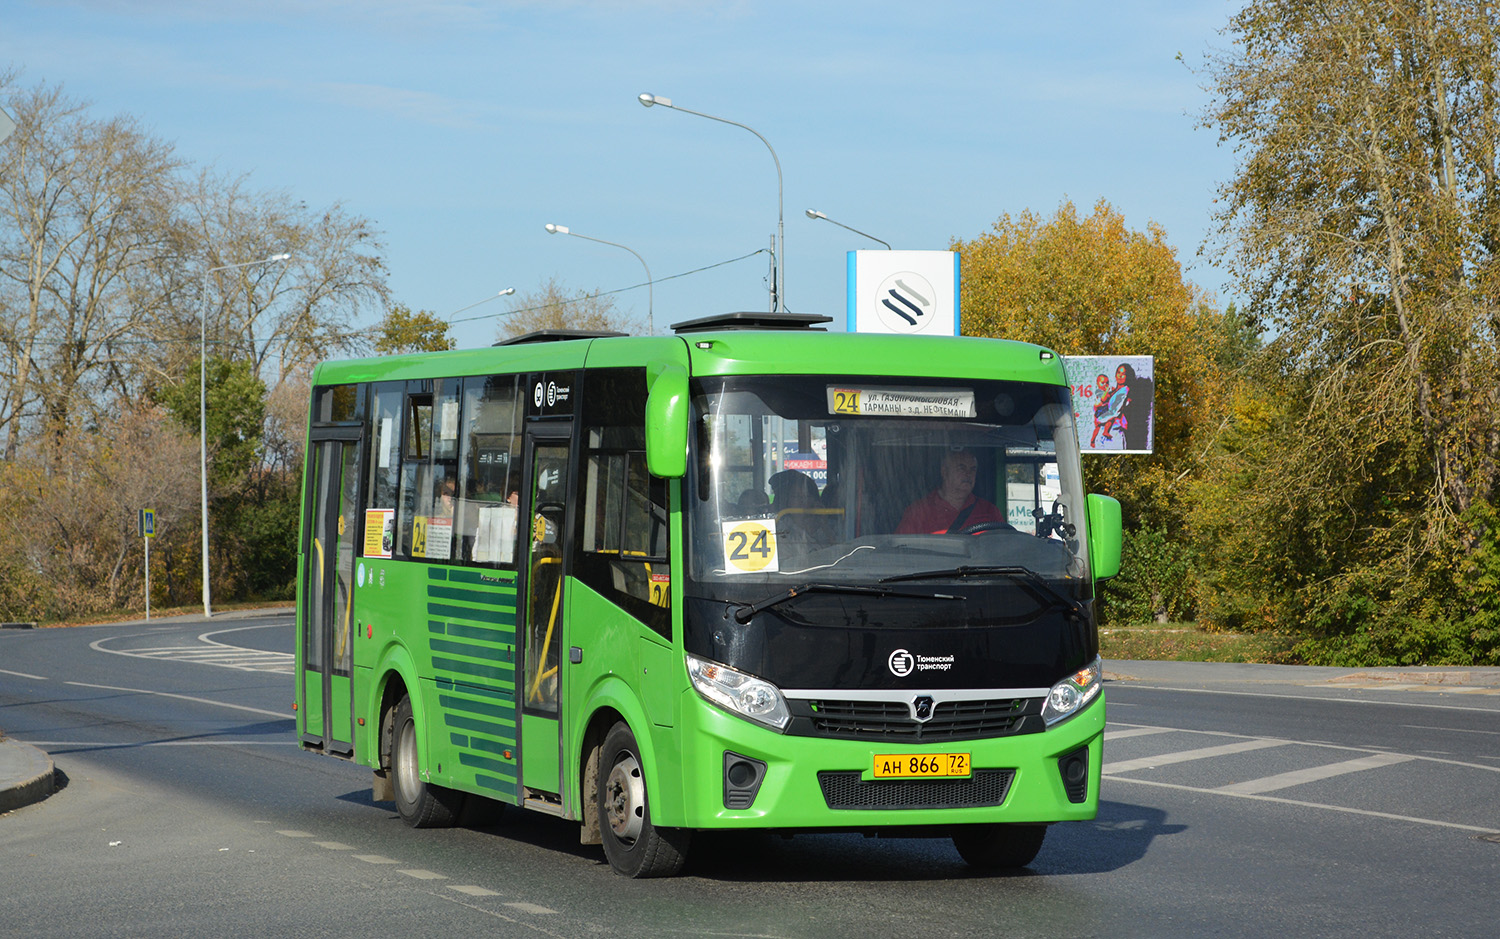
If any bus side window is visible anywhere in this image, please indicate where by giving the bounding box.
[364,383,403,558]
[396,391,432,558]
[576,368,671,637]
[459,374,523,567]
[415,382,460,561]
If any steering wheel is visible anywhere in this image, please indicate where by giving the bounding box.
[960,521,1017,535]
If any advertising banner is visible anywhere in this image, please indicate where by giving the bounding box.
[1065,356,1155,454]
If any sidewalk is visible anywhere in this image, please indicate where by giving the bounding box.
[0,734,54,814]
[1105,658,1500,693]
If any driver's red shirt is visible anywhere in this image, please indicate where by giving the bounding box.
[896,491,1006,534]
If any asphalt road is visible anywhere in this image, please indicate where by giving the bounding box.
[2,613,1497,938]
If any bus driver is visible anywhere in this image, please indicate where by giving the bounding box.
[896,448,1006,534]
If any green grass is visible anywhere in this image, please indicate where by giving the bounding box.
[1100,623,1300,663]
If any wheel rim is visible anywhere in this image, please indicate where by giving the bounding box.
[603,752,645,844]
[396,718,419,800]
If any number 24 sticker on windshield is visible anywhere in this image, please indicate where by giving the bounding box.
[721,519,779,574]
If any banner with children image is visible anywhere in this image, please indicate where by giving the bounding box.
[1065,356,1155,454]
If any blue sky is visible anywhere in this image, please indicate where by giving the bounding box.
[2,0,1238,349]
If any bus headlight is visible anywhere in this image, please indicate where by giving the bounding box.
[686,654,790,732]
[1042,656,1103,726]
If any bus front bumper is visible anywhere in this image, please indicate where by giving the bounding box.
[662,691,1104,831]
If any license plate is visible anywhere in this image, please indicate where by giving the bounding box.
[872,752,971,779]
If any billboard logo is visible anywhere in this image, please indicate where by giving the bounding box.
[875,272,935,333]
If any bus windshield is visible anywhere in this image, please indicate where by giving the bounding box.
[687,374,1091,588]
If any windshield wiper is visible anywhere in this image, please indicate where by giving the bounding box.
[879,566,1085,620]
[733,582,963,624]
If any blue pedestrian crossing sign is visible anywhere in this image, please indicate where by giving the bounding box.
[139,508,156,539]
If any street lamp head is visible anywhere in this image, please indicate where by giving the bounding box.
[270,253,291,262]
[805,209,827,220]
[638,93,671,108]
[499,287,515,297]
[545,223,568,235]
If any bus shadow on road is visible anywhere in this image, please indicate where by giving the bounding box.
[680,802,1182,882]
[1035,800,1187,875]
[324,794,1182,880]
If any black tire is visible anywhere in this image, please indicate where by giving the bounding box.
[952,823,1047,869]
[391,695,462,828]
[596,722,690,878]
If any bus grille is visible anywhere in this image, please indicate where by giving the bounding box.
[817,769,1015,810]
[794,697,1041,743]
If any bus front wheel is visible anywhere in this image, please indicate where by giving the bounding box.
[952,823,1047,869]
[391,695,462,828]
[596,722,690,877]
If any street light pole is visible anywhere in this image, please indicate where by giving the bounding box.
[805,208,892,250]
[200,252,290,618]
[545,224,654,335]
[638,93,784,313]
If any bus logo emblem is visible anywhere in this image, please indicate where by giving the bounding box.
[888,649,914,677]
[912,696,934,721]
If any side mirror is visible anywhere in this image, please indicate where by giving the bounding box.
[1086,493,1122,581]
[645,363,688,478]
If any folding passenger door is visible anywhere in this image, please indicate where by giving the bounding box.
[299,426,362,756]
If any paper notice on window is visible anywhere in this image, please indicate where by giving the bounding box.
[379,417,394,468]
[364,508,394,559]
[423,516,453,559]
[473,504,517,564]
[440,401,459,441]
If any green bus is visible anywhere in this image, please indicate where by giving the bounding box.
[295,312,1121,877]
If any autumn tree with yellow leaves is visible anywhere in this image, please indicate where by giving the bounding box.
[954,199,1242,624]
[1198,0,1500,664]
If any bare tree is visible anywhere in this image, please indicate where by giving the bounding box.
[494,276,645,341]
[177,169,386,394]
[0,77,181,457]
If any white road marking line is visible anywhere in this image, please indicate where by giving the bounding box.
[399,869,446,880]
[354,854,400,864]
[505,902,557,915]
[64,681,288,718]
[1104,726,1174,740]
[314,841,353,850]
[1101,723,1500,774]
[0,667,47,680]
[276,831,314,838]
[1401,724,1500,736]
[451,885,500,897]
[89,633,294,675]
[1106,775,1500,834]
[1105,738,1286,774]
[1216,752,1415,794]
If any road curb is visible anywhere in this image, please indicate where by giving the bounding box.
[0,739,56,814]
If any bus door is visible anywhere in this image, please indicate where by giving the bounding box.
[300,427,361,756]
[519,424,572,805]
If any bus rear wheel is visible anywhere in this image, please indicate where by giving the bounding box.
[952,823,1047,869]
[596,722,690,878]
[391,695,462,828]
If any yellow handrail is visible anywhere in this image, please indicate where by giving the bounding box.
[527,555,563,704]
